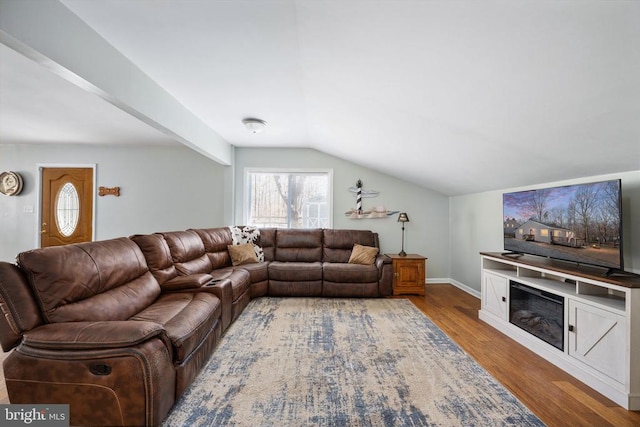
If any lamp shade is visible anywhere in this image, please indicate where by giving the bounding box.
[397,212,409,222]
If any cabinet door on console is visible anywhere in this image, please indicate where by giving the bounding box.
[482,272,508,320]
[568,300,626,384]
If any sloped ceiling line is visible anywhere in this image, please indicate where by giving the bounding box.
[0,0,231,164]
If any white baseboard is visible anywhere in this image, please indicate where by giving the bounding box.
[426,278,480,299]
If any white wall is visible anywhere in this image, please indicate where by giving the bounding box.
[450,170,640,293]
[4,142,636,290]
[234,147,451,280]
[0,143,227,262]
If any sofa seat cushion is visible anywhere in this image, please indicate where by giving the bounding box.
[322,282,379,298]
[322,262,379,283]
[131,292,221,364]
[268,262,323,281]
[209,267,251,301]
[268,280,322,297]
[236,262,269,284]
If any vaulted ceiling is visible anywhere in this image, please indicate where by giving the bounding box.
[1,0,639,195]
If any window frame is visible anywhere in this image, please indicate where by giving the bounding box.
[243,167,333,229]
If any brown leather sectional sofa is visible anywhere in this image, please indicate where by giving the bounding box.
[0,227,392,426]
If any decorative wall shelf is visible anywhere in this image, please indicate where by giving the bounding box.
[345,209,399,219]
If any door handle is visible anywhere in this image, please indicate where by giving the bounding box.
[41,222,47,234]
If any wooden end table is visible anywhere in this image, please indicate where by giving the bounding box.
[386,253,427,296]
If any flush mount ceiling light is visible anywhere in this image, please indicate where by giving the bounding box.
[242,118,267,134]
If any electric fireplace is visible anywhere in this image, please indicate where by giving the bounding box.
[509,280,564,351]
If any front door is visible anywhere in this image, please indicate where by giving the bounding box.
[41,167,94,247]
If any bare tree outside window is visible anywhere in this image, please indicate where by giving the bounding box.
[246,170,331,228]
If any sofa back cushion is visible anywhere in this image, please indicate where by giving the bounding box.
[323,229,378,263]
[160,230,213,275]
[0,262,44,351]
[17,238,160,323]
[258,228,276,261]
[274,229,323,262]
[191,227,233,269]
[130,233,178,284]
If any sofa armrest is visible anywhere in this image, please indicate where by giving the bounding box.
[22,321,166,351]
[377,255,394,296]
[161,273,213,291]
[6,330,175,427]
[201,279,233,331]
[375,254,392,269]
[161,277,233,332]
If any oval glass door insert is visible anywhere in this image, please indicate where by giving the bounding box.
[55,182,80,237]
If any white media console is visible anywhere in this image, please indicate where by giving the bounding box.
[479,252,640,410]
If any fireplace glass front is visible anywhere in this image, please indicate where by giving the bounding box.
[509,280,564,351]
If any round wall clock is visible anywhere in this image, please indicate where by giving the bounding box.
[0,171,24,196]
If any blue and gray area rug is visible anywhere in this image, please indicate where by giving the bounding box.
[163,298,545,426]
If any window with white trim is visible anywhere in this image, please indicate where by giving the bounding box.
[245,169,332,228]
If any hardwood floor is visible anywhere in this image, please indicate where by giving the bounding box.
[1,284,639,426]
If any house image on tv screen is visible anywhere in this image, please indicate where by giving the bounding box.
[502,179,623,271]
[515,219,575,245]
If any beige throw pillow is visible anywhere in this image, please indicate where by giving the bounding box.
[228,243,259,266]
[348,244,379,265]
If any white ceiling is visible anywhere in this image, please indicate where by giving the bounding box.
[0,44,177,146]
[2,0,639,195]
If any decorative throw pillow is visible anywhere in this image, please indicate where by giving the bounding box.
[348,244,379,265]
[229,226,264,262]
[227,243,259,266]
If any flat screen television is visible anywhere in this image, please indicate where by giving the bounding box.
[503,179,623,273]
